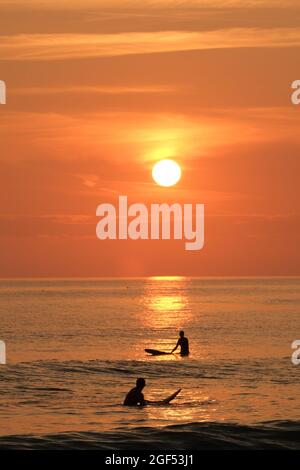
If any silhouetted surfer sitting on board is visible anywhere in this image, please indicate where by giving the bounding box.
[123,378,146,406]
[171,330,189,356]
[123,378,181,406]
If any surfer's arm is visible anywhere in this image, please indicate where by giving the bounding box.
[171,340,180,353]
[138,392,147,406]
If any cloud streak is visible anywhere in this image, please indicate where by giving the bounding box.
[11,85,177,95]
[1,28,300,61]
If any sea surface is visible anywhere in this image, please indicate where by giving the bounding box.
[0,277,300,449]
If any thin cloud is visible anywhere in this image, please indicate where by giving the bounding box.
[1,28,300,61]
[11,85,178,95]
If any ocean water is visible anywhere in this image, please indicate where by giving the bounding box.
[0,277,300,449]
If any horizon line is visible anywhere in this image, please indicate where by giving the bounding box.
[0,275,299,281]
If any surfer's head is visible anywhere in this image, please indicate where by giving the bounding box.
[136,377,146,390]
[179,330,184,338]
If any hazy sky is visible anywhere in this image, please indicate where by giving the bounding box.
[0,0,299,276]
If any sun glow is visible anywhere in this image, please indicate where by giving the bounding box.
[152,159,181,187]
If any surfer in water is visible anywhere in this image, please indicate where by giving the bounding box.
[124,378,181,406]
[171,330,189,356]
[123,378,146,406]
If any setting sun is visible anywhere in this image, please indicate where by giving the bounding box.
[152,159,181,187]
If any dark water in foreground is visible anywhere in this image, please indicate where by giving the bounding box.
[0,277,300,449]
[1,421,300,450]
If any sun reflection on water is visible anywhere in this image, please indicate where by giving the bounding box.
[143,391,218,424]
[142,278,191,329]
[132,277,192,356]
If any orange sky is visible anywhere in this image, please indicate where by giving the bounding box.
[0,0,300,277]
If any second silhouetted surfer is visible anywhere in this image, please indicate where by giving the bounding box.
[171,330,189,356]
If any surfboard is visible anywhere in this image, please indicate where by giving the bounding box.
[145,348,172,356]
[150,388,181,405]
